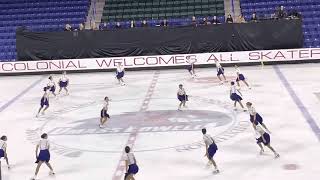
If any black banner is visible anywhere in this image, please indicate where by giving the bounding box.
[16,19,303,61]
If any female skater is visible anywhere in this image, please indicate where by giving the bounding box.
[187,58,197,78]
[235,65,250,89]
[254,124,280,158]
[246,102,270,133]
[58,71,69,95]
[177,84,188,110]
[230,81,246,111]
[99,96,110,128]
[36,87,50,117]
[202,128,219,173]
[46,76,57,97]
[31,133,55,180]
[215,61,227,84]
[116,63,126,86]
[124,146,139,180]
[0,135,10,169]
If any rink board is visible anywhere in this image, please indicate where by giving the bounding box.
[1,48,320,75]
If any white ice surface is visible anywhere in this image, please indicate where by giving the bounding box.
[0,64,319,180]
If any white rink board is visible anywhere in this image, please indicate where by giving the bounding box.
[1,48,320,73]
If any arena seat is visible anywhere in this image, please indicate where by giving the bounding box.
[240,0,320,48]
[0,0,89,62]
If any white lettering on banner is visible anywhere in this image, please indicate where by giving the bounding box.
[1,48,320,73]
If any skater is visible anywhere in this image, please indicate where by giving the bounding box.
[202,128,219,173]
[36,87,50,117]
[235,65,250,89]
[246,102,270,133]
[253,124,280,158]
[177,84,188,110]
[31,133,55,180]
[99,96,110,128]
[215,61,227,84]
[230,81,246,111]
[124,146,139,180]
[58,71,69,95]
[0,135,10,169]
[116,63,126,86]
[46,76,57,97]
[187,57,197,78]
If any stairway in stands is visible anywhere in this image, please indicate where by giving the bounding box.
[85,0,106,29]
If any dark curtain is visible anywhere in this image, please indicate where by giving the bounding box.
[16,19,303,61]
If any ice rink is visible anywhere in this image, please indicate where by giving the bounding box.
[0,63,320,180]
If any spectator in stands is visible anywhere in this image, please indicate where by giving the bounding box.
[200,17,208,25]
[206,17,211,25]
[160,19,168,27]
[64,24,72,31]
[91,22,98,30]
[100,22,108,30]
[73,23,84,31]
[191,16,197,27]
[130,20,136,28]
[142,20,148,27]
[236,15,246,23]
[226,14,233,23]
[79,23,85,31]
[251,12,258,22]
[115,22,121,29]
[288,10,301,19]
[211,15,220,24]
[276,5,287,19]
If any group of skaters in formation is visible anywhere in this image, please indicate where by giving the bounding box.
[0,61,280,179]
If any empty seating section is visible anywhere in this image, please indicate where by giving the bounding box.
[0,0,89,62]
[240,0,320,48]
[102,0,225,24]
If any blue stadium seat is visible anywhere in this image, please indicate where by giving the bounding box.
[240,0,320,48]
[0,0,89,62]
